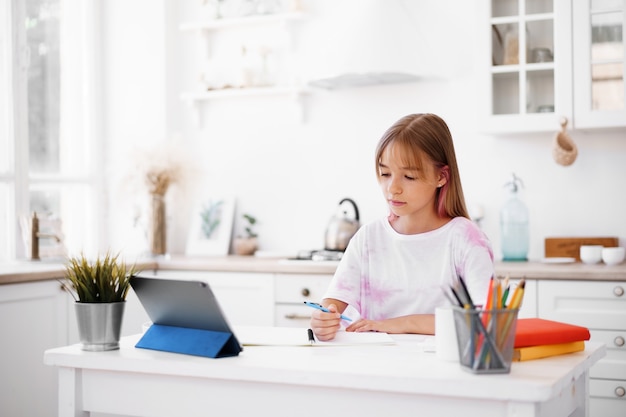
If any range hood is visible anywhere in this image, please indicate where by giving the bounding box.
[302,0,427,90]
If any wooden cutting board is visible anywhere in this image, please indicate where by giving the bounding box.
[545,237,619,261]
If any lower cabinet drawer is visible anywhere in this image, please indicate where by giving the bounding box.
[537,280,626,330]
[590,379,626,417]
[274,274,333,303]
[274,305,313,328]
[589,329,626,380]
[274,274,333,327]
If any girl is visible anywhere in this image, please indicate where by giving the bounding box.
[310,113,493,341]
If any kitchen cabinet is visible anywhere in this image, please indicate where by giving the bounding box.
[573,0,626,128]
[274,273,333,327]
[537,280,626,417]
[478,0,625,133]
[153,270,274,326]
[148,270,332,328]
[0,276,156,417]
[0,279,68,417]
[179,10,309,125]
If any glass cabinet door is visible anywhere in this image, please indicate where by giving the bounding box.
[491,0,554,114]
[482,0,571,132]
[574,0,626,128]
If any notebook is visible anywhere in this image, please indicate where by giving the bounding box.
[235,326,396,347]
[130,275,243,358]
[514,318,590,348]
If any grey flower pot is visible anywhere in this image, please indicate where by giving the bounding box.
[75,301,125,351]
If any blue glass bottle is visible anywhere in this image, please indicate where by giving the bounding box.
[500,173,529,261]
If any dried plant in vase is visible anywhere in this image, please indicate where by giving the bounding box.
[130,143,194,257]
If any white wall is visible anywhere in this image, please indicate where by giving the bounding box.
[103,0,626,261]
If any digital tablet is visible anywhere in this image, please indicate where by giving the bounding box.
[130,275,242,355]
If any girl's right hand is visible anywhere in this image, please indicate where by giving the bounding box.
[310,303,342,341]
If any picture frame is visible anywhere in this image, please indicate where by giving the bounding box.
[186,196,236,256]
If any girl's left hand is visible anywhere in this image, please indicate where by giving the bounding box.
[346,319,385,333]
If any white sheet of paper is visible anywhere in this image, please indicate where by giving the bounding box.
[234,326,396,346]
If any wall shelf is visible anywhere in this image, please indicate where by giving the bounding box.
[179,11,305,33]
[179,10,307,125]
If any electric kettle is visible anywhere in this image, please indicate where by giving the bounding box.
[324,198,360,252]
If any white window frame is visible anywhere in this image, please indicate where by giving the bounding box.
[1,0,104,261]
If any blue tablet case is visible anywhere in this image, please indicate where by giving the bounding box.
[136,324,241,358]
[130,275,243,358]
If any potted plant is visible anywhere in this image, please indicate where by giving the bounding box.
[62,251,138,351]
[233,213,258,256]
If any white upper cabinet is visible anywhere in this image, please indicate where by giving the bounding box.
[573,0,626,129]
[478,0,625,133]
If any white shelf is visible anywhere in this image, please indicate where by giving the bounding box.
[491,62,555,74]
[491,13,554,24]
[179,11,305,32]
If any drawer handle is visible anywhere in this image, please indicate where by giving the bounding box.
[616,386,625,398]
[614,336,625,347]
[284,314,311,320]
[301,288,310,297]
[614,286,624,297]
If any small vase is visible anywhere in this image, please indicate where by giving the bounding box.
[150,194,167,256]
[75,302,125,351]
[234,237,258,256]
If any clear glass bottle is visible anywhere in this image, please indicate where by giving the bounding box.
[500,173,529,261]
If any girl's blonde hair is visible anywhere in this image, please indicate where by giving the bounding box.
[375,113,469,219]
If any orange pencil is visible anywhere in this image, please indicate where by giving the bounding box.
[484,276,494,310]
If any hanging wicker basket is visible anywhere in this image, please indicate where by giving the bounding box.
[552,117,578,166]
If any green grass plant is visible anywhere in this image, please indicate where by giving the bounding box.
[63,252,138,303]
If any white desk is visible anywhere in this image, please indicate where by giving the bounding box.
[44,333,605,417]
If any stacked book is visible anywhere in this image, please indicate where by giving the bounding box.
[513,318,591,361]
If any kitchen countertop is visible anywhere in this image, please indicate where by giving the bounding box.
[1,255,625,285]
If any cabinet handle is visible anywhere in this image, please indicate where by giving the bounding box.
[301,288,310,297]
[613,286,624,297]
[614,336,625,347]
[615,386,626,398]
[284,314,311,320]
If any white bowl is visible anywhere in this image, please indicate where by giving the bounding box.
[580,245,603,264]
[602,247,625,266]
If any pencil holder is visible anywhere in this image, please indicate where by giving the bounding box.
[452,306,519,374]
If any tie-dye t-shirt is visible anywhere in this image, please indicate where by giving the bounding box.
[324,216,493,321]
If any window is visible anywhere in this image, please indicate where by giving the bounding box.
[0,0,102,261]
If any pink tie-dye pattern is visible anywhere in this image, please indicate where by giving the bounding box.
[465,222,494,261]
[359,276,398,320]
[455,221,495,278]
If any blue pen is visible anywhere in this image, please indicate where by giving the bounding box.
[304,301,353,322]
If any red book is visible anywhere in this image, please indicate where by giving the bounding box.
[514,318,590,348]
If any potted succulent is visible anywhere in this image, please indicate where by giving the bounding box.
[233,213,258,256]
[62,252,138,351]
